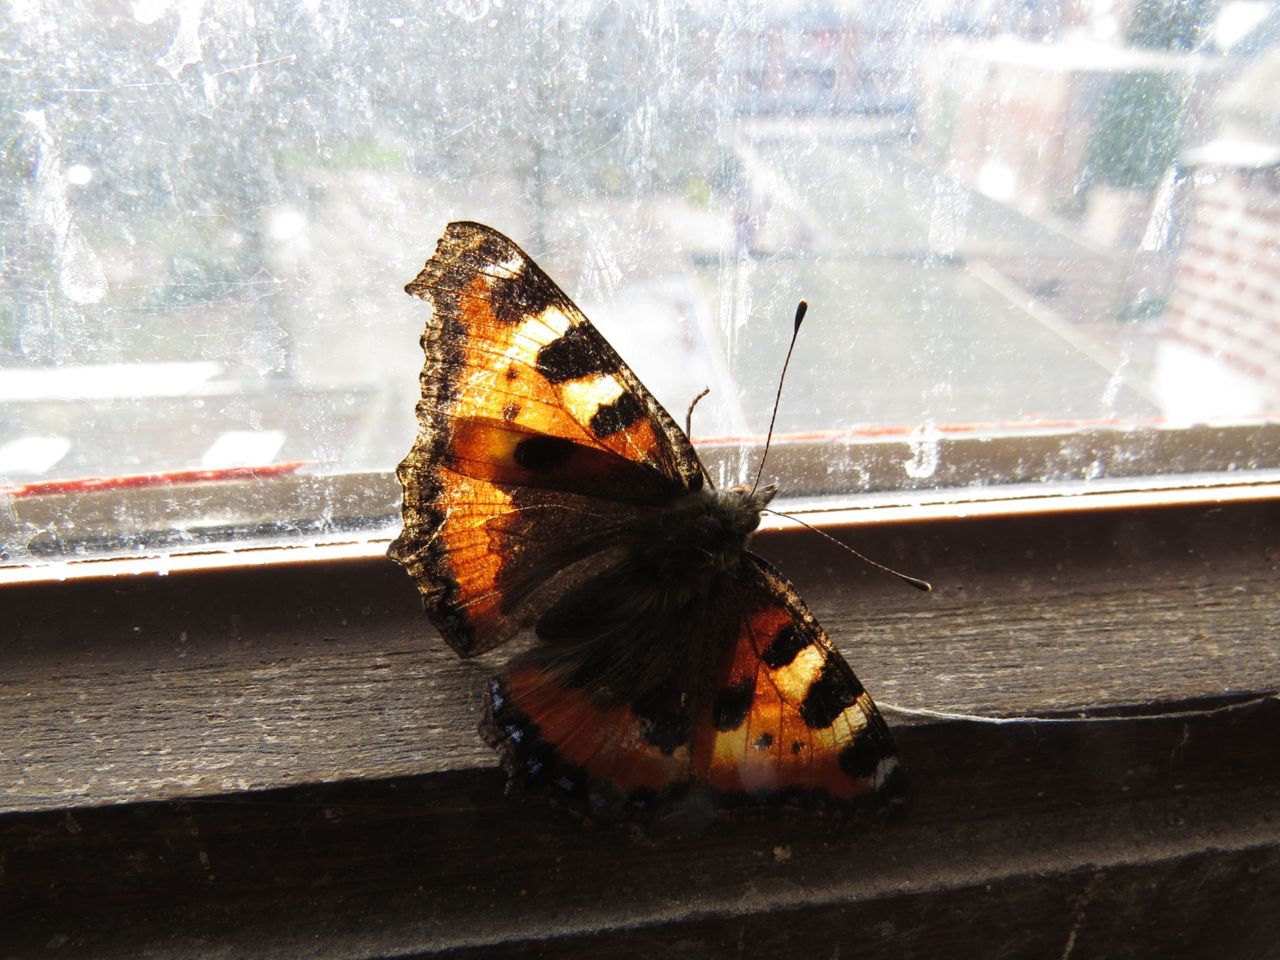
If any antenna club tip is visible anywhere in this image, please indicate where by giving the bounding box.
[793,299,808,332]
[894,572,932,593]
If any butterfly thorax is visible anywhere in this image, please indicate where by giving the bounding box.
[534,482,778,704]
[629,483,778,594]
[533,483,776,644]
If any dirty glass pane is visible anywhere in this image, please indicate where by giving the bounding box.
[2,1,1278,563]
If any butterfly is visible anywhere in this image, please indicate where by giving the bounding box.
[389,221,905,821]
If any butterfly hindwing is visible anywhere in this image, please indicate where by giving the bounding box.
[482,663,694,819]
[479,552,903,819]
[693,553,905,808]
[390,222,704,656]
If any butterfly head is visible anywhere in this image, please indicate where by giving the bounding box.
[721,483,778,545]
[648,482,777,577]
[700,481,777,549]
[727,481,776,501]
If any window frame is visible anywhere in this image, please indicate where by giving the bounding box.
[3,492,1277,957]
[3,418,1279,579]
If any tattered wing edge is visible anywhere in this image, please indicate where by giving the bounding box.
[388,222,708,657]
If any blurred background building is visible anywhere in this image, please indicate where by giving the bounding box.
[2,0,1276,495]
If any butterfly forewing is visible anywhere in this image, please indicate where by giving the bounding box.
[401,221,701,486]
[390,222,703,656]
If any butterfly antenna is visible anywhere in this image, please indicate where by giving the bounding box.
[764,508,933,593]
[685,386,710,439]
[750,299,807,498]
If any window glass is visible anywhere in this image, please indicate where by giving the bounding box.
[2,1,1278,565]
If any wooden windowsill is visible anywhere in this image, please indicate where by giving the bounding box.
[3,498,1278,957]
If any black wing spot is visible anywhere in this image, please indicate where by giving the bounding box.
[488,268,557,326]
[790,740,805,755]
[502,403,521,422]
[471,232,514,268]
[536,326,618,384]
[712,677,755,732]
[513,435,575,471]
[761,624,808,669]
[632,686,692,756]
[753,732,774,751]
[588,392,645,438]
[799,657,865,729]
[838,737,882,779]
[505,365,519,382]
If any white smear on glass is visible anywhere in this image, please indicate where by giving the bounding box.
[202,70,221,106]
[579,222,625,302]
[446,0,490,23]
[0,362,223,401]
[1101,355,1129,409]
[0,437,72,477]
[201,430,286,469]
[1140,166,1179,251]
[132,0,170,24]
[1216,2,1270,50]
[157,0,206,79]
[902,421,940,480]
[25,111,108,306]
[716,244,754,365]
[730,252,753,335]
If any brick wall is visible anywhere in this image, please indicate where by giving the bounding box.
[1156,167,1280,417]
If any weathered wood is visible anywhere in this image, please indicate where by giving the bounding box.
[2,696,1277,958]
[1,500,1278,958]
[2,501,1278,814]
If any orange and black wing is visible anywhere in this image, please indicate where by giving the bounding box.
[389,222,705,657]
[482,663,694,820]
[692,553,905,809]
[481,552,903,820]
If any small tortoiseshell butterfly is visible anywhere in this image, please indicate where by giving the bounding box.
[390,221,904,820]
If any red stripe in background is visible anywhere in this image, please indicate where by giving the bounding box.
[6,411,1280,502]
[1,461,309,499]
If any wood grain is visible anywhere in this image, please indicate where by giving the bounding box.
[2,698,1277,958]
[1,499,1278,959]
[2,501,1277,814]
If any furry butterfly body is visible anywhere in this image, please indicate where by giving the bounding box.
[390,222,903,820]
